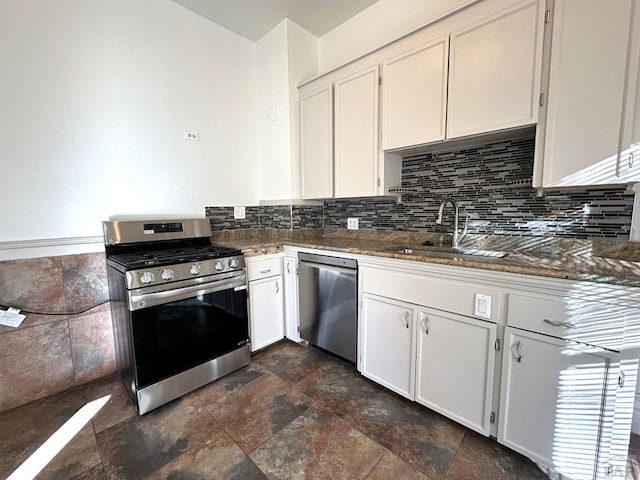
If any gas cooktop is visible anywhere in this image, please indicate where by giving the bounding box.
[108,244,242,269]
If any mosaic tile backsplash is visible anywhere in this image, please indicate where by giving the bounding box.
[206,205,323,230]
[207,136,634,239]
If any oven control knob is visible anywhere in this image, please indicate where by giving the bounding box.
[160,268,174,281]
[214,260,225,271]
[229,258,239,269]
[140,271,155,284]
[189,264,201,276]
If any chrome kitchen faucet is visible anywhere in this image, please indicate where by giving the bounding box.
[436,198,468,248]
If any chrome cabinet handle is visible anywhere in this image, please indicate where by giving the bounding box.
[513,341,523,363]
[543,318,576,328]
[287,263,290,273]
[404,311,410,329]
[619,370,626,387]
[275,281,279,294]
[260,269,272,274]
[630,151,635,168]
[421,315,430,334]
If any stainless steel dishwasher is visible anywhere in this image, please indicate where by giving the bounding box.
[298,252,357,363]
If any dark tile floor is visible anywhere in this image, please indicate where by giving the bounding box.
[0,340,635,479]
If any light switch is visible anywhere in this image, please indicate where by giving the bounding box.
[474,294,491,319]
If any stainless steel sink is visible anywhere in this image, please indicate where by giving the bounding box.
[385,245,508,260]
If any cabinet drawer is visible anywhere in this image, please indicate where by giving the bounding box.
[361,266,500,322]
[507,294,625,350]
[247,256,282,281]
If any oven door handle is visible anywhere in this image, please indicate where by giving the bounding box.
[128,275,246,311]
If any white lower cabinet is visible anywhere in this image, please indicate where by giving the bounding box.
[283,254,300,342]
[361,293,416,399]
[415,307,497,435]
[247,255,284,352]
[498,326,620,480]
[355,258,636,480]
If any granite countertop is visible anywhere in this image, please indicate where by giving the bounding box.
[212,228,640,288]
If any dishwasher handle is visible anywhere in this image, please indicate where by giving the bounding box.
[298,260,357,276]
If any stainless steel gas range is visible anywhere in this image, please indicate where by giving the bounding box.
[103,218,249,414]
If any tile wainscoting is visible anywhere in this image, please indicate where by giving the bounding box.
[0,252,114,413]
[207,136,634,240]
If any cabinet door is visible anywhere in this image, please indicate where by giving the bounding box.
[334,66,379,198]
[415,308,496,436]
[381,38,449,150]
[539,0,632,187]
[299,85,333,199]
[361,294,415,399]
[249,275,284,352]
[617,1,640,183]
[283,255,300,342]
[498,327,618,480]
[447,0,543,138]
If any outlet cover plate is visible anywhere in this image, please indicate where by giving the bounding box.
[474,294,491,319]
[184,129,199,141]
[234,206,246,219]
[347,218,359,230]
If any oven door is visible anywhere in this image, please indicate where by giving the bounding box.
[128,272,249,388]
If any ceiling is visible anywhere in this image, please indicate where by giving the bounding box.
[172,0,380,41]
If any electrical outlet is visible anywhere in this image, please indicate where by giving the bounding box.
[347,218,359,230]
[184,130,199,141]
[234,206,246,219]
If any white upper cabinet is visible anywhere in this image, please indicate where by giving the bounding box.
[381,38,449,150]
[535,0,634,187]
[299,85,333,199]
[298,0,546,198]
[447,0,544,139]
[334,66,380,198]
[617,1,640,183]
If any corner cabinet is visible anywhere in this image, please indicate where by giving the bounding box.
[447,0,544,138]
[247,255,284,352]
[499,327,620,480]
[299,85,333,199]
[283,253,300,342]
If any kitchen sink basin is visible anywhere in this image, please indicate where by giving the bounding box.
[384,245,508,260]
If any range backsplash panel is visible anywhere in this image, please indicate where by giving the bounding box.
[324,137,633,239]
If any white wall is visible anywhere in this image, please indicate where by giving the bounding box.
[286,21,319,200]
[257,19,317,201]
[318,0,478,73]
[257,21,291,201]
[0,0,259,247]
